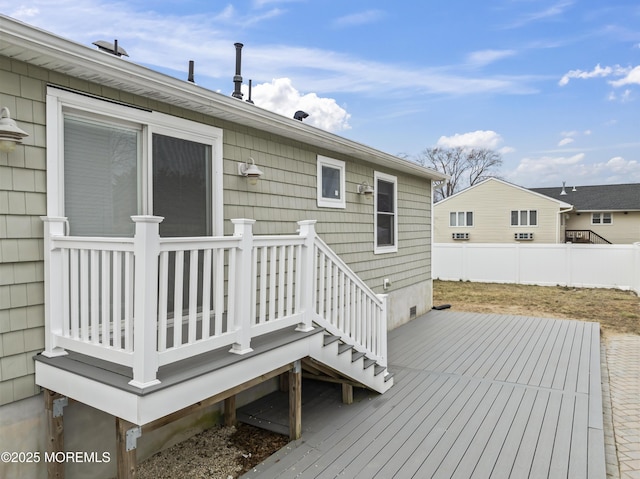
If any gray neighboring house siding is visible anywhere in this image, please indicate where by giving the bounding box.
[0,51,437,408]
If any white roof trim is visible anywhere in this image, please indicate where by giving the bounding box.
[0,15,448,182]
[435,177,573,208]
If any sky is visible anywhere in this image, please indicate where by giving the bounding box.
[3,0,640,188]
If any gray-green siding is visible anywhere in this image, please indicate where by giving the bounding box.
[0,56,432,405]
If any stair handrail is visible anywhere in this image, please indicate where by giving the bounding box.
[565,229,612,244]
[313,236,388,366]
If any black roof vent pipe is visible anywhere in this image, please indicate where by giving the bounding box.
[188,60,195,83]
[232,43,244,100]
[246,79,254,104]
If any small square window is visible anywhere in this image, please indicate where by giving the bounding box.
[317,156,345,208]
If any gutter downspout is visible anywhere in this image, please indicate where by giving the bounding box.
[557,207,573,243]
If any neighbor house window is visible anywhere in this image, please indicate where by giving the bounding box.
[592,213,612,225]
[317,155,346,208]
[374,171,398,254]
[450,211,473,227]
[47,86,224,237]
[511,209,537,226]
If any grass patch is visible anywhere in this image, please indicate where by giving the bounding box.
[433,280,640,337]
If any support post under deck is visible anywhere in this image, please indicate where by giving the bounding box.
[44,389,66,479]
[289,360,302,440]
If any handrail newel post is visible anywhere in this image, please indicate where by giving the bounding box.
[296,220,317,332]
[376,293,388,368]
[230,219,255,354]
[129,215,163,388]
[41,216,69,358]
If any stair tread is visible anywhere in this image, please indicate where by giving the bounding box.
[338,343,354,354]
[363,358,376,368]
[374,365,386,376]
[351,351,366,362]
[384,371,394,382]
[323,335,341,346]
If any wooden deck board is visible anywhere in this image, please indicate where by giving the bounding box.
[240,310,606,479]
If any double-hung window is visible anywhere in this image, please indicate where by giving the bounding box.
[511,209,537,227]
[450,211,473,227]
[592,213,612,225]
[317,155,345,208]
[47,87,223,237]
[374,171,398,254]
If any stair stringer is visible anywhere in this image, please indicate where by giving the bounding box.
[308,334,393,394]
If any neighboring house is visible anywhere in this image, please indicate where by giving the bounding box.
[531,183,640,244]
[0,15,446,478]
[433,178,572,244]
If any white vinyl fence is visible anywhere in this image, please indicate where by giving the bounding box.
[433,242,640,294]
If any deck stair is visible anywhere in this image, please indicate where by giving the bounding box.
[304,333,393,393]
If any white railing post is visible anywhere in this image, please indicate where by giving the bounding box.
[41,216,69,358]
[376,293,388,368]
[129,215,163,388]
[296,220,317,332]
[230,219,255,354]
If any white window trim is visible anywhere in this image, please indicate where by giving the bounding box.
[374,171,398,254]
[316,155,346,208]
[46,86,224,235]
[591,212,613,225]
[510,209,538,227]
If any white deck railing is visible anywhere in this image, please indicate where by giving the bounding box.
[41,216,387,388]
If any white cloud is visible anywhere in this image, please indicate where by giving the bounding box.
[467,49,516,67]
[558,138,575,146]
[332,10,385,28]
[559,63,639,90]
[609,66,640,87]
[436,130,506,150]
[507,153,640,186]
[246,78,351,132]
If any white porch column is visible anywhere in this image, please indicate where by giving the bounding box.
[41,216,69,358]
[230,219,255,354]
[296,220,317,333]
[129,216,163,388]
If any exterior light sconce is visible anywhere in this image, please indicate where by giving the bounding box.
[0,107,29,153]
[238,158,263,185]
[357,181,374,198]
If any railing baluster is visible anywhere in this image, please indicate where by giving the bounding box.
[101,250,110,346]
[188,250,199,343]
[318,251,325,319]
[69,249,79,339]
[269,246,277,321]
[113,251,122,349]
[157,251,169,351]
[214,248,224,335]
[278,245,285,319]
[259,247,267,324]
[90,250,99,343]
[201,249,212,339]
[80,250,89,341]
[173,250,184,347]
[124,252,133,352]
[286,245,294,316]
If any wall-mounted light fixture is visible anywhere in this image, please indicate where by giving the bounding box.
[237,158,263,185]
[0,107,29,153]
[357,181,374,198]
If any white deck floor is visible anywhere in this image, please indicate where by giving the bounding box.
[240,310,606,478]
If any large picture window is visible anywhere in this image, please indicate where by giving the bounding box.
[47,87,223,237]
[374,171,398,254]
[449,211,473,227]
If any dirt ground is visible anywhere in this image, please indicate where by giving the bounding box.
[136,423,288,479]
[433,280,640,337]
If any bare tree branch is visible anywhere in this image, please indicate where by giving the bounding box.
[417,147,502,201]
